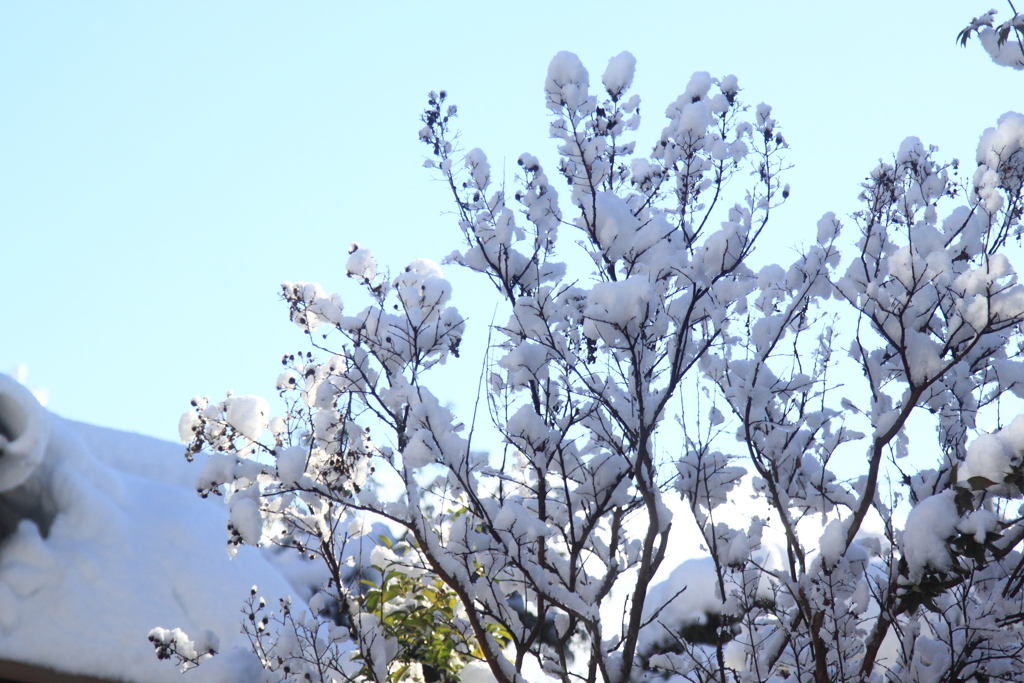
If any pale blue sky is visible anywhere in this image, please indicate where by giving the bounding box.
[1,1,1019,443]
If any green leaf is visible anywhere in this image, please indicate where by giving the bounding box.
[967,475,996,490]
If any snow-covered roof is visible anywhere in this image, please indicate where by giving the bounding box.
[0,658,120,683]
[0,374,303,683]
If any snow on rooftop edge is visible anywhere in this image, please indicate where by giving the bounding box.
[0,373,306,683]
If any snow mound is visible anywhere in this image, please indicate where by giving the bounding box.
[0,374,300,682]
[960,415,1024,492]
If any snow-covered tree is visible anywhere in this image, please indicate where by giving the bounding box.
[156,46,1024,683]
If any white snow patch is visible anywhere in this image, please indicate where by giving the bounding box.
[545,51,589,112]
[960,415,1024,490]
[224,394,270,441]
[346,244,377,281]
[641,557,723,649]
[460,660,500,683]
[902,491,959,581]
[601,51,636,100]
[276,445,307,486]
[818,518,847,566]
